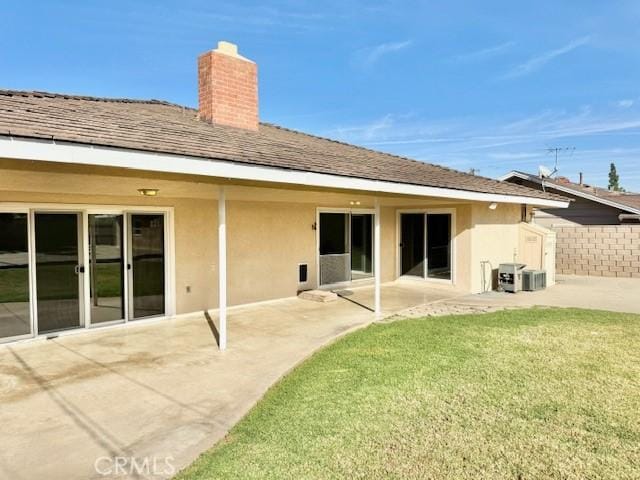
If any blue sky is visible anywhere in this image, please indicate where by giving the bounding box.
[2,1,640,190]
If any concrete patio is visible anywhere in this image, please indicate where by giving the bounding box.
[0,281,462,480]
[2,275,637,479]
[455,274,640,314]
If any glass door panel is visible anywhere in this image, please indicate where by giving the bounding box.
[0,213,31,340]
[35,213,82,334]
[350,214,373,280]
[319,213,351,285]
[400,214,425,276]
[426,214,452,280]
[130,214,165,319]
[89,214,125,324]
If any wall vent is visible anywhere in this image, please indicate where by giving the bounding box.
[298,263,308,283]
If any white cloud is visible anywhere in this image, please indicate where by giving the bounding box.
[326,106,640,189]
[332,114,395,140]
[356,40,413,67]
[502,36,590,79]
[617,99,635,109]
[328,106,640,161]
[453,41,515,62]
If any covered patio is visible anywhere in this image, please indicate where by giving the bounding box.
[0,281,461,480]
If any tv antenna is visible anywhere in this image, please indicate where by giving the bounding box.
[538,147,575,192]
[545,146,575,175]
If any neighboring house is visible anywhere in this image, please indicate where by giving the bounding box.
[500,171,640,226]
[501,171,640,278]
[0,41,567,347]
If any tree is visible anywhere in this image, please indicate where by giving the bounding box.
[608,163,621,191]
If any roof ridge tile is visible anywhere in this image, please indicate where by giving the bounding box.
[0,88,183,107]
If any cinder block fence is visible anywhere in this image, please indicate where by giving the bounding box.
[554,225,640,278]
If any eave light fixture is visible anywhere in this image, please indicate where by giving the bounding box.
[138,188,159,197]
[488,202,498,210]
[349,201,361,206]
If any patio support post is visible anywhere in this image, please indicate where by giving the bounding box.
[218,185,227,350]
[374,198,381,316]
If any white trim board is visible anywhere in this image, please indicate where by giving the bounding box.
[0,136,569,209]
[500,171,640,215]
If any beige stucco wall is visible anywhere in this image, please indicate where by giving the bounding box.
[226,201,316,305]
[0,160,533,313]
[470,203,522,293]
[455,204,473,292]
[380,206,397,283]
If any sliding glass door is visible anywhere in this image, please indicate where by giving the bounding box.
[319,211,374,286]
[400,212,453,282]
[0,213,31,340]
[0,208,169,342]
[35,213,83,334]
[89,214,125,324]
[129,214,165,319]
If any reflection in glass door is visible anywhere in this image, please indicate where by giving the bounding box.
[0,213,31,340]
[427,214,452,280]
[35,213,83,334]
[350,214,373,280]
[129,214,165,319]
[400,214,425,276]
[89,214,125,324]
[319,213,350,285]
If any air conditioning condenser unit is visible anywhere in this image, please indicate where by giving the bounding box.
[522,270,547,291]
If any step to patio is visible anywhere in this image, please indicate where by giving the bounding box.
[298,289,339,303]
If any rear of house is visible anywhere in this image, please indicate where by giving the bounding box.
[0,42,567,346]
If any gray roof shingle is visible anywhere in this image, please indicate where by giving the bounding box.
[0,90,565,202]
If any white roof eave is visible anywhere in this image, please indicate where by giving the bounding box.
[0,136,569,209]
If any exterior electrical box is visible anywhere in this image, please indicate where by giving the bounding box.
[523,270,547,291]
[498,263,526,293]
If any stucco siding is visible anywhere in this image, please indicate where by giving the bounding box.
[455,204,473,292]
[1,161,536,318]
[226,201,317,305]
[470,203,521,293]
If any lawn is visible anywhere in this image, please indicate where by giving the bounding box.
[177,308,640,480]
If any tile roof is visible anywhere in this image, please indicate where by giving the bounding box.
[0,90,564,202]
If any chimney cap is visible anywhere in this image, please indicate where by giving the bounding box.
[213,41,252,62]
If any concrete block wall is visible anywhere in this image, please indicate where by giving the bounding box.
[554,225,640,278]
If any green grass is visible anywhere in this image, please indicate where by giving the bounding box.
[176,308,640,480]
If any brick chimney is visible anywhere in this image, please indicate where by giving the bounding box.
[198,41,258,131]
